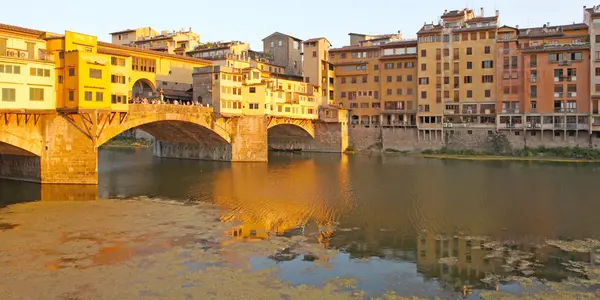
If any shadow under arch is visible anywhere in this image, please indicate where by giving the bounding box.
[0,142,41,182]
[267,123,315,151]
[131,78,156,98]
[100,120,233,161]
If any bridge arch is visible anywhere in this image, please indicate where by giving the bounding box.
[267,119,316,151]
[131,78,156,99]
[267,118,315,138]
[96,105,231,147]
[0,131,42,156]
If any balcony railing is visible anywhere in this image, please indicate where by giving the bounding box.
[558,60,572,66]
[2,49,54,62]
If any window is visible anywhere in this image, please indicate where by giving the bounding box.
[530,54,538,67]
[59,51,64,59]
[481,60,493,68]
[68,90,74,101]
[466,47,472,55]
[312,51,317,57]
[84,91,92,101]
[96,92,103,102]
[132,56,156,72]
[387,89,392,95]
[407,88,413,95]
[341,92,346,98]
[471,33,477,41]
[485,90,491,97]
[464,76,472,83]
[1,88,16,102]
[374,76,379,82]
[484,46,491,54]
[396,88,403,95]
[467,90,473,98]
[421,49,426,57]
[467,61,472,69]
[419,77,429,85]
[405,62,414,68]
[89,69,102,79]
[384,63,394,69]
[270,41,274,48]
[30,68,50,77]
[386,76,392,82]
[421,91,427,99]
[249,87,256,93]
[29,88,44,101]
[58,75,63,84]
[374,64,379,70]
[407,75,413,81]
[69,68,75,76]
[278,40,283,47]
[482,75,494,83]
[596,68,600,76]
[249,103,259,109]
[421,63,426,71]
[531,85,538,98]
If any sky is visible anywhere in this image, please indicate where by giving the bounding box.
[2,0,594,51]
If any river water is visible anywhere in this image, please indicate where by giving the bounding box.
[1,148,600,299]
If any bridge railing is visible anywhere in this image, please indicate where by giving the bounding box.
[128,103,214,114]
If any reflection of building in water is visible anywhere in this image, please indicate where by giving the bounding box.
[417,232,500,288]
[212,155,352,243]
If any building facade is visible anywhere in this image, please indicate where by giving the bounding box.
[110,27,201,55]
[262,32,303,76]
[329,39,418,127]
[0,24,56,110]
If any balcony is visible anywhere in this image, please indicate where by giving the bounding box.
[558,60,572,66]
[567,76,577,82]
[554,92,564,98]
[554,108,564,113]
[2,49,55,62]
[501,109,520,114]
[568,92,577,98]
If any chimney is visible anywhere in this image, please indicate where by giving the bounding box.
[480,7,484,17]
[547,22,550,27]
[496,10,499,17]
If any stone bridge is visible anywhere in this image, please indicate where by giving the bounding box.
[0,105,347,184]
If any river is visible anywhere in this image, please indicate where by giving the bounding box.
[1,148,600,299]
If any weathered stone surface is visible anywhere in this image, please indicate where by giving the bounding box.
[154,140,232,161]
[230,116,268,162]
[0,155,40,182]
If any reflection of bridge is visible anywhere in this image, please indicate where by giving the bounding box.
[0,105,347,184]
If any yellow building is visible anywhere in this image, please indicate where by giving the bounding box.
[417,8,499,137]
[43,30,212,111]
[193,58,319,119]
[0,24,56,110]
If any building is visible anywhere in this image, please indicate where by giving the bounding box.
[516,23,590,136]
[186,41,250,61]
[262,32,303,76]
[348,32,404,46]
[416,8,500,139]
[192,57,319,120]
[303,37,336,106]
[329,38,419,127]
[584,5,600,133]
[0,24,56,110]
[110,27,200,55]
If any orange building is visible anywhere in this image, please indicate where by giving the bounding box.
[329,39,418,127]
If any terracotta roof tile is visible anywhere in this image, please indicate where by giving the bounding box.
[97,41,212,64]
[0,23,45,37]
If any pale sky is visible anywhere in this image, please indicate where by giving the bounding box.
[3,0,593,51]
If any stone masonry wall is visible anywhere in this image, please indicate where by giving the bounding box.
[230,115,268,161]
[0,155,41,182]
[40,115,98,184]
[348,127,381,151]
[154,140,232,161]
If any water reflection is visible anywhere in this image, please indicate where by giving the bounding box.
[4,149,600,297]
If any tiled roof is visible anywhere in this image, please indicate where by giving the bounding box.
[97,41,212,64]
[0,23,46,37]
[330,44,379,52]
[262,31,302,42]
[109,28,138,35]
[380,40,418,47]
[97,47,132,57]
[518,23,587,38]
[441,9,471,18]
[466,16,498,23]
[303,37,328,43]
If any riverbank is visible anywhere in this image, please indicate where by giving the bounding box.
[100,138,152,149]
[379,147,600,163]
